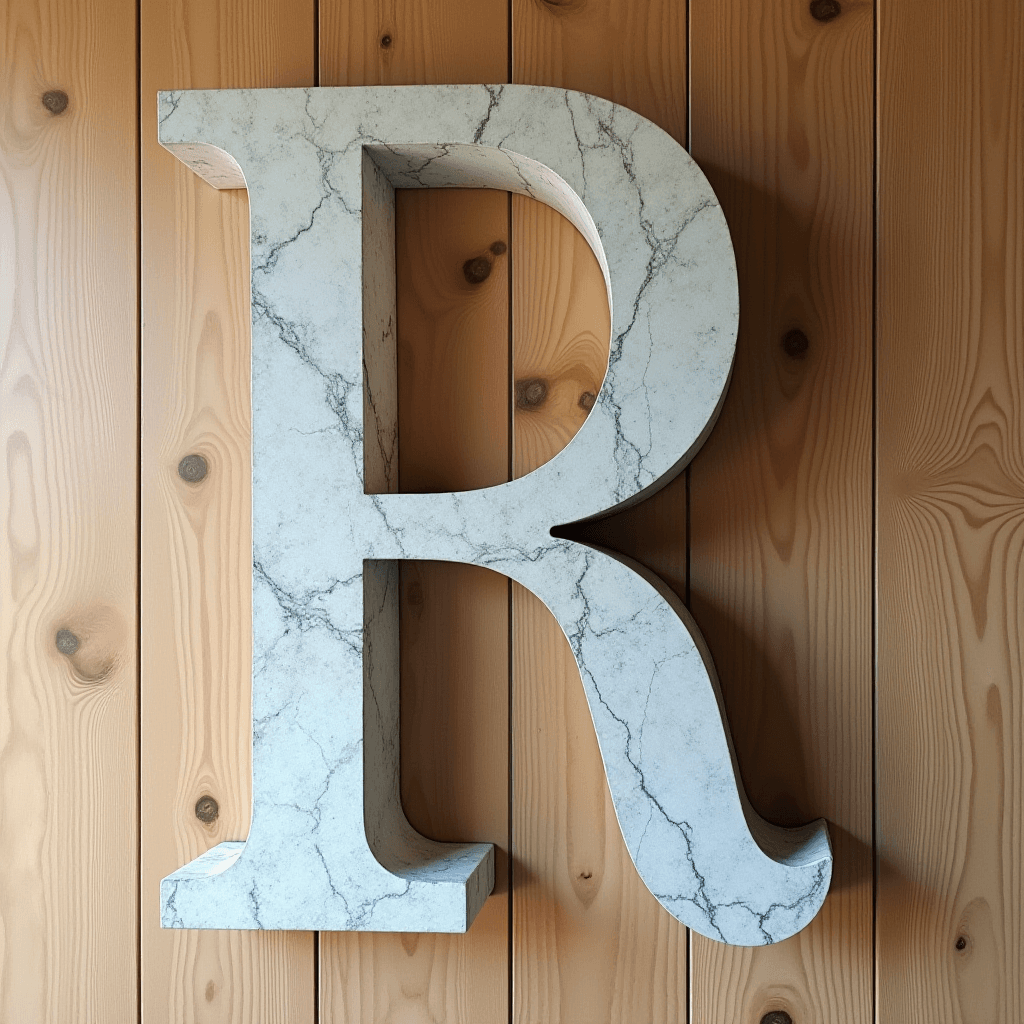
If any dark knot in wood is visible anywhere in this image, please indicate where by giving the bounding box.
[463,255,493,284]
[538,0,586,12]
[809,0,841,21]
[178,453,209,483]
[578,390,596,412]
[195,795,219,824]
[781,328,810,359]
[55,628,80,656]
[516,377,549,410]
[490,240,507,256]
[955,935,967,951]
[42,90,69,115]
[761,1013,794,1024]
[380,33,392,48]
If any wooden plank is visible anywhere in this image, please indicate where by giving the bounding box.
[0,0,138,1018]
[394,190,510,495]
[318,7,511,1022]
[687,0,873,1019]
[321,189,511,1024]
[511,197,689,1023]
[139,1,316,1020]
[511,199,608,480]
[512,0,687,143]
[511,3,690,1020]
[320,0,506,87]
[876,1,1024,1020]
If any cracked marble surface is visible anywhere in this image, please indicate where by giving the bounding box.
[157,85,832,944]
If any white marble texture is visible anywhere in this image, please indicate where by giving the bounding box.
[157,85,832,945]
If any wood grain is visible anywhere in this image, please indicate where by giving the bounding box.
[511,198,607,479]
[318,6,511,1019]
[511,4,692,1021]
[139,0,315,1020]
[513,0,687,145]
[687,0,874,1019]
[876,1,1024,1020]
[0,0,138,1018]
[320,0,506,88]
[395,190,510,495]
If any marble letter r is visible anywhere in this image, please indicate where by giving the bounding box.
[157,85,832,945]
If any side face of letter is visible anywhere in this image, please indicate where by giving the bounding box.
[157,85,833,945]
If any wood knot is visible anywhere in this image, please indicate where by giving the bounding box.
[571,860,600,907]
[55,628,80,656]
[538,0,586,12]
[760,1013,793,1024]
[578,390,596,412]
[52,605,125,684]
[463,255,492,284]
[781,328,810,359]
[490,240,507,256]
[955,935,968,951]
[515,377,549,410]
[380,33,392,48]
[42,90,69,115]
[195,795,219,824]
[178,453,209,483]
[205,981,216,1002]
[809,0,841,21]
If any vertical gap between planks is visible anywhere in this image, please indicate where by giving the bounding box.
[314,0,320,87]
[507,0,513,87]
[135,0,144,1018]
[684,0,692,1017]
[507,572,514,1024]
[507,194,514,487]
[314,1,320,1017]
[506,186,515,1024]
[507,7,514,1020]
[871,0,880,1019]
[314,931,320,1022]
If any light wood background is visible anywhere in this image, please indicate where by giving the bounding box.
[0,0,1021,1021]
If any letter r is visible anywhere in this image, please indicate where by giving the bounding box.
[157,85,831,946]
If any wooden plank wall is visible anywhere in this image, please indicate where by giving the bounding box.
[1,0,1022,1021]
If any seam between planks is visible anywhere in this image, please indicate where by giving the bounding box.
[135,0,144,1017]
[507,8,514,1020]
[871,1,880,1022]
[685,0,693,1016]
[507,187,515,1024]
